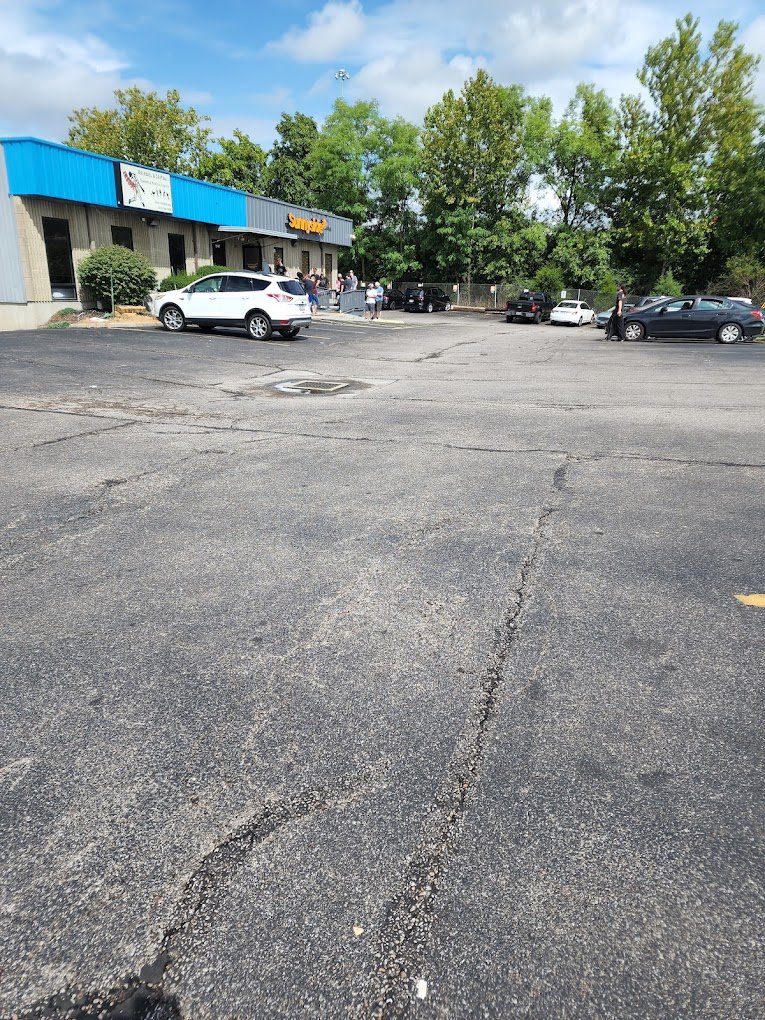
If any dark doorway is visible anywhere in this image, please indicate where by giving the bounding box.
[168,233,186,276]
[242,244,262,272]
[212,240,227,266]
[42,217,76,300]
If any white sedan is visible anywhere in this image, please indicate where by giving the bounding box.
[550,299,596,326]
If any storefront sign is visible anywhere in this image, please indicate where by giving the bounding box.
[287,212,328,236]
[117,162,173,214]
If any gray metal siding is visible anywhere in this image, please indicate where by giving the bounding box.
[245,195,353,247]
[0,149,26,303]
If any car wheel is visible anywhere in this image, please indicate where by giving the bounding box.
[625,321,645,342]
[278,326,300,338]
[717,322,743,344]
[246,311,272,341]
[160,305,186,332]
[533,312,541,324]
[426,302,434,313]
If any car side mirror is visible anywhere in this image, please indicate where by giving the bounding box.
[659,307,666,314]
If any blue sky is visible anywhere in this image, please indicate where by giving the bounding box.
[1,0,763,151]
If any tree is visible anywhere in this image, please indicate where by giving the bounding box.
[420,70,550,281]
[197,130,267,194]
[66,88,211,176]
[542,83,619,229]
[262,112,319,205]
[611,15,761,288]
[309,100,422,279]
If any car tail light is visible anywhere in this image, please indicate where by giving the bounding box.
[271,292,294,302]
[531,303,537,312]
[751,309,763,319]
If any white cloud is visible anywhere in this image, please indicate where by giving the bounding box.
[0,3,127,138]
[267,0,366,61]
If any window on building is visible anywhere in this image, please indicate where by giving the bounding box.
[273,245,284,272]
[111,225,134,250]
[42,217,76,301]
[168,234,186,276]
[324,253,333,282]
[212,240,227,266]
[301,250,310,276]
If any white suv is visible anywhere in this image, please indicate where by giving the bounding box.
[148,271,311,341]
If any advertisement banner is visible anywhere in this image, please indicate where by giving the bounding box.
[117,162,173,214]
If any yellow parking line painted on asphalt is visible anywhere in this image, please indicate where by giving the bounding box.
[735,594,765,607]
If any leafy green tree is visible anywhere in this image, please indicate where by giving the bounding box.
[77,245,157,308]
[542,83,619,229]
[420,70,550,281]
[611,15,761,288]
[547,228,612,289]
[66,88,211,175]
[198,130,266,193]
[262,112,319,204]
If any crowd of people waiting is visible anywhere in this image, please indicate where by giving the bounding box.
[271,258,386,319]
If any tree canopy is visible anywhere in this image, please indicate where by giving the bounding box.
[63,14,764,294]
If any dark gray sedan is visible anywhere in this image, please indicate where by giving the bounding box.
[623,295,764,344]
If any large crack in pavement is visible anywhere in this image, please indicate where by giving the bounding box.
[7,763,389,1020]
[359,459,569,1019]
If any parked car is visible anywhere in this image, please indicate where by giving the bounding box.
[404,286,452,312]
[595,303,636,329]
[505,290,554,323]
[382,288,405,310]
[550,299,595,326]
[148,271,311,341]
[623,295,764,343]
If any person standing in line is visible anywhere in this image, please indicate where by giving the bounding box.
[346,270,358,292]
[374,281,384,319]
[364,282,377,320]
[611,282,627,342]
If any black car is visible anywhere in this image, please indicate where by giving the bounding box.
[623,295,764,344]
[382,288,405,310]
[404,286,452,313]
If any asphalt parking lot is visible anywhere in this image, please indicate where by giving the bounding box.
[1,313,764,1019]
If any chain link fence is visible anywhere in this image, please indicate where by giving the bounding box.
[395,283,618,312]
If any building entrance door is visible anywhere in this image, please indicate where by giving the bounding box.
[242,244,262,272]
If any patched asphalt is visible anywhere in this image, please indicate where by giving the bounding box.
[1,316,763,1019]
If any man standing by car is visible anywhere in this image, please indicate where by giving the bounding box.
[611,282,627,341]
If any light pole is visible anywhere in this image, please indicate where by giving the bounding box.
[334,69,350,97]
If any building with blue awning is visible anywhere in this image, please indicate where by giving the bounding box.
[0,137,353,329]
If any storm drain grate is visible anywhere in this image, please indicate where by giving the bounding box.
[291,380,350,393]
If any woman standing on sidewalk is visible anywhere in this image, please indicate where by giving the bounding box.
[364,282,377,320]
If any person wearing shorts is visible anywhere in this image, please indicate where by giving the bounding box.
[374,281,383,319]
[364,283,376,320]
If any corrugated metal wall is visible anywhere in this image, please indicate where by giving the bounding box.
[3,138,119,208]
[246,195,353,247]
[0,149,26,303]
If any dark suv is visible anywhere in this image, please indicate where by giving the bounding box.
[404,287,452,313]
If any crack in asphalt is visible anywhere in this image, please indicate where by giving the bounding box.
[360,463,566,1018]
[414,340,480,362]
[8,763,389,1020]
[4,404,763,470]
[28,421,135,449]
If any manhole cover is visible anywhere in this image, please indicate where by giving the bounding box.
[267,378,371,396]
[290,380,350,393]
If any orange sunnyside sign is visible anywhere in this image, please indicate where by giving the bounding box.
[288,212,328,235]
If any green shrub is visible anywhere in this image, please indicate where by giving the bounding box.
[78,245,157,308]
[652,270,683,296]
[158,264,234,291]
[533,264,565,296]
